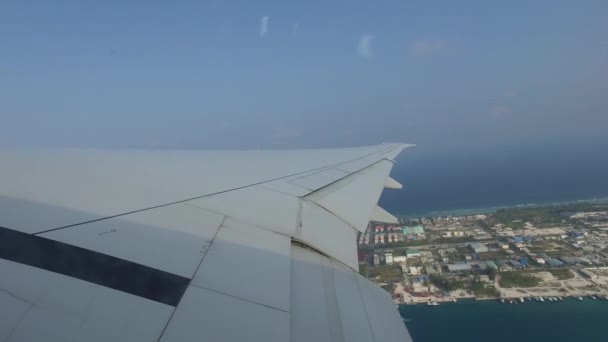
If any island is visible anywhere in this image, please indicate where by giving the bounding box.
[358,200,608,305]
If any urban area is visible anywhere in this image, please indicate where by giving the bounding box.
[358,202,608,305]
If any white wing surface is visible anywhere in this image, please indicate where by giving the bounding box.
[0,143,414,342]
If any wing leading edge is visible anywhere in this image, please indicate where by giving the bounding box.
[0,143,414,342]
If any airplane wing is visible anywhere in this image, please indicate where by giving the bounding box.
[0,143,414,342]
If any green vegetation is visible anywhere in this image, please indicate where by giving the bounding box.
[359,264,369,276]
[486,267,497,281]
[392,247,424,256]
[380,284,393,292]
[494,207,557,228]
[549,268,574,280]
[527,245,551,253]
[382,240,429,248]
[368,265,403,282]
[498,271,541,288]
[471,281,500,298]
[477,250,509,261]
[492,202,608,229]
[546,251,565,258]
[429,274,464,292]
[432,237,478,245]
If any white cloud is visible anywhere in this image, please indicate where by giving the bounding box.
[413,40,443,54]
[357,34,374,58]
[259,16,269,37]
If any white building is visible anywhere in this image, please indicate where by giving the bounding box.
[385,253,394,265]
[373,254,380,266]
[406,250,421,258]
[393,256,407,264]
[447,264,472,272]
[470,243,489,253]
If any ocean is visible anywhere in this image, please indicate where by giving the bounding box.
[380,141,608,340]
[400,299,608,341]
[379,141,608,217]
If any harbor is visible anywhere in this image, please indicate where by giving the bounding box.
[401,293,608,307]
[496,294,608,305]
[400,297,608,342]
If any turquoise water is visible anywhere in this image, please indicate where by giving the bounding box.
[379,143,608,216]
[400,299,608,341]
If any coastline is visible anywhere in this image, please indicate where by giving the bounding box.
[394,268,608,306]
[395,196,608,218]
[398,297,608,342]
[397,293,608,306]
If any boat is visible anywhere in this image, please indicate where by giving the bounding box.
[452,298,457,303]
[548,297,554,302]
[500,299,505,304]
[578,296,583,301]
[427,301,439,306]
[558,296,563,301]
[604,295,608,300]
[519,298,525,303]
[539,297,545,302]
[591,295,597,300]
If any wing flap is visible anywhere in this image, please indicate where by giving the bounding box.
[290,245,413,342]
[296,200,359,269]
[370,205,399,224]
[305,159,394,233]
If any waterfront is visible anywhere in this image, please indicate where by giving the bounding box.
[400,299,608,341]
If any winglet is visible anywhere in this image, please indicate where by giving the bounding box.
[384,177,403,189]
[370,205,399,224]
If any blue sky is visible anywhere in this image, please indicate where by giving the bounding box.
[1,1,607,150]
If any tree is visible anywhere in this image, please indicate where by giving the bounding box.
[487,267,497,281]
[429,274,462,292]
